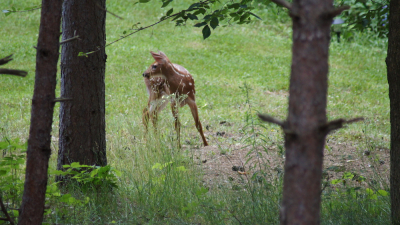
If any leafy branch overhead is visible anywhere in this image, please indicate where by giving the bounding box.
[79,0,265,56]
[156,0,263,39]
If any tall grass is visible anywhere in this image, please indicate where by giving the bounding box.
[0,0,390,224]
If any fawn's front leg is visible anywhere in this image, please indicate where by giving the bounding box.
[143,103,159,133]
[171,100,181,148]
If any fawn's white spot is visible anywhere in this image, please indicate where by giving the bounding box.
[189,82,192,86]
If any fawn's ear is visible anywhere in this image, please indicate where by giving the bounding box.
[159,51,168,58]
[150,51,168,64]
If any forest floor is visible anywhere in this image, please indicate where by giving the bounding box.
[188,130,390,191]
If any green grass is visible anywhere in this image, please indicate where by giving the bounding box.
[0,0,390,224]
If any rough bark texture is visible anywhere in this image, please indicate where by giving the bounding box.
[57,0,107,171]
[280,0,337,224]
[387,1,400,224]
[18,0,62,224]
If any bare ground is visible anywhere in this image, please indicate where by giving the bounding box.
[186,132,389,191]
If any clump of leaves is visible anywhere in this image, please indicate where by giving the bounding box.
[138,0,263,39]
[336,0,389,38]
[330,171,388,200]
[0,139,26,199]
[0,138,27,223]
[53,162,122,192]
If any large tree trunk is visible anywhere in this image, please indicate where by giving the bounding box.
[387,1,400,224]
[18,0,62,224]
[57,0,107,172]
[279,0,344,224]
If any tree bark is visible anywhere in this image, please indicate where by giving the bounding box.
[279,0,341,224]
[18,0,62,224]
[57,0,107,172]
[387,1,400,224]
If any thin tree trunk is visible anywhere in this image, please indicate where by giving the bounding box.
[18,0,62,224]
[57,0,107,173]
[279,0,345,224]
[387,1,400,224]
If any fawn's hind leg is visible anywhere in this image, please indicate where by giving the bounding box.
[186,99,208,146]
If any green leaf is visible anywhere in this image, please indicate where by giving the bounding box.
[331,179,341,185]
[12,209,19,217]
[139,0,151,3]
[366,188,374,195]
[0,140,8,149]
[196,187,208,196]
[78,52,88,57]
[369,194,378,200]
[187,13,198,20]
[172,12,183,21]
[227,3,240,9]
[70,162,81,168]
[166,8,173,16]
[113,169,122,177]
[377,189,388,196]
[210,17,219,29]
[152,163,162,170]
[188,3,200,9]
[239,13,250,23]
[59,194,72,203]
[202,25,211,39]
[194,8,206,15]
[161,0,172,8]
[0,169,8,176]
[249,12,262,20]
[90,169,99,177]
[176,166,187,171]
[194,21,207,27]
[343,172,354,180]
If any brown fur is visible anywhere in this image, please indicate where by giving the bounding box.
[142,51,208,147]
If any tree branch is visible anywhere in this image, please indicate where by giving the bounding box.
[60,35,80,44]
[321,117,364,133]
[0,55,13,66]
[0,195,15,225]
[258,113,285,127]
[270,0,291,10]
[324,6,350,19]
[0,69,28,77]
[96,4,123,20]
[14,7,41,13]
[0,55,28,77]
[53,97,73,102]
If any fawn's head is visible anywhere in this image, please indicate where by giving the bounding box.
[142,51,170,78]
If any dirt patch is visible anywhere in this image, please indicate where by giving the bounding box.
[189,138,389,190]
[264,90,289,97]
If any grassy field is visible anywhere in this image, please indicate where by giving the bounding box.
[0,0,390,224]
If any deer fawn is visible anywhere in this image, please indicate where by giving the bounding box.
[142,51,209,147]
